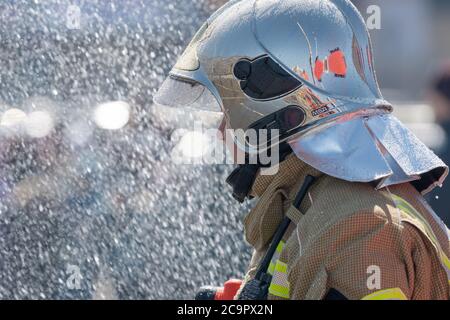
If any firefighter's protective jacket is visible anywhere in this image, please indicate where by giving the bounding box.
[237,154,450,300]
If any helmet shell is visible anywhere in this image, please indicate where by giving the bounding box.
[157,0,447,194]
[170,0,391,144]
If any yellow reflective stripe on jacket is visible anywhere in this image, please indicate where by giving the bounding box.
[268,241,285,276]
[362,288,408,300]
[269,260,290,299]
[269,283,289,299]
[391,195,450,285]
[267,241,290,299]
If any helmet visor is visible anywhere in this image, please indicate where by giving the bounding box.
[154,76,222,113]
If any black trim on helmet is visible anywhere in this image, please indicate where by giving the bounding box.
[233,55,303,101]
[246,105,306,146]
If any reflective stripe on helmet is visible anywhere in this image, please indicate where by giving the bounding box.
[391,194,450,285]
[268,260,290,299]
[361,288,408,300]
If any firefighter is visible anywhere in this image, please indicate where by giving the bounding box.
[155,0,450,300]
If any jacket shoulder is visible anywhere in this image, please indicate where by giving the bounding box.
[308,175,395,222]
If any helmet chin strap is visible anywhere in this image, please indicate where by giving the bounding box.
[226,143,293,203]
[226,164,260,203]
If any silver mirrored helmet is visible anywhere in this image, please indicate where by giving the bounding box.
[155,0,448,194]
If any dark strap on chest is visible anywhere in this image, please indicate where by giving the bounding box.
[238,175,316,300]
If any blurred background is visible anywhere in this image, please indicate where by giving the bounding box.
[0,0,449,299]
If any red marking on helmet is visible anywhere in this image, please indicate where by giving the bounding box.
[314,48,347,81]
[293,66,309,81]
[366,45,373,73]
[328,49,347,77]
[300,70,309,81]
[314,57,324,81]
